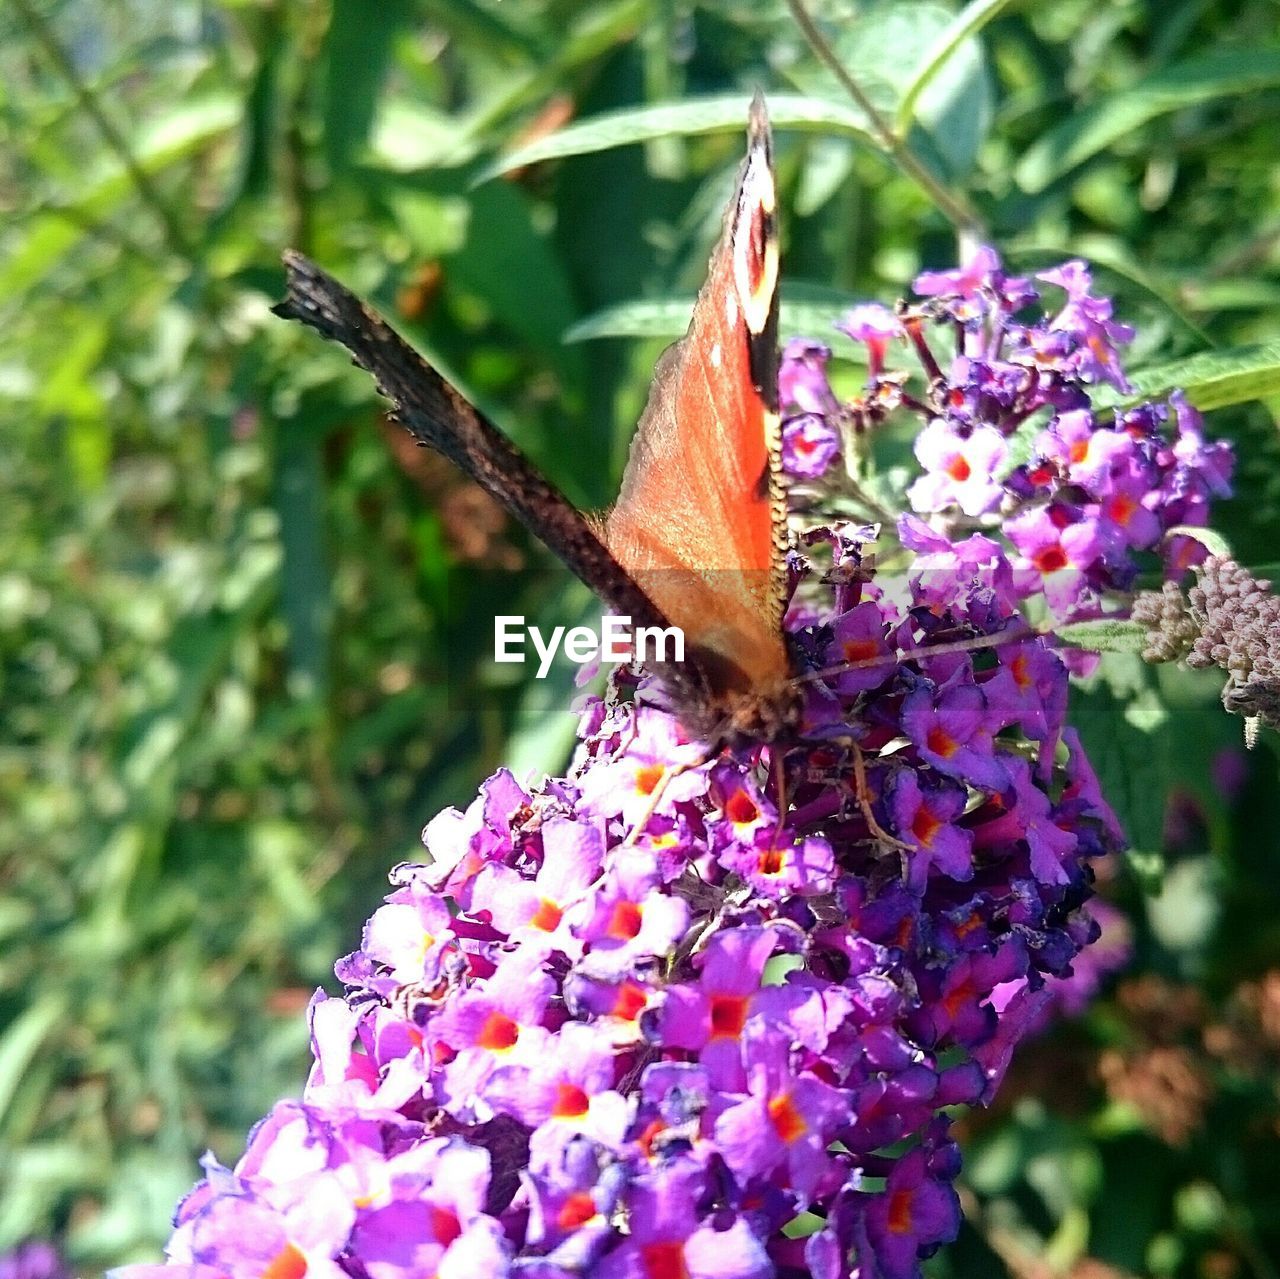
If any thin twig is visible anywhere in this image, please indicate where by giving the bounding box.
[12,0,195,261]
[785,0,984,235]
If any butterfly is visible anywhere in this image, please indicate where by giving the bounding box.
[273,95,797,748]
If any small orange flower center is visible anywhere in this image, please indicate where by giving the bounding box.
[887,1187,915,1235]
[911,807,942,846]
[262,1243,307,1279]
[757,846,785,876]
[1034,545,1068,573]
[477,1012,519,1051]
[724,790,759,825]
[943,976,976,1018]
[1107,494,1136,524]
[530,898,563,931]
[635,764,665,795]
[710,993,748,1038]
[431,1205,462,1246]
[636,1117,665,1158]
[926,726,959,758]
[611,981,648,1020]
[608,900,643,940]
[641,1241,690,1279]
[768,1091,807,1143]
[552,1082,591,1119]
[558,1191,599,1230]
[843,638,881,663]
[1069,440,1089,464]
[945,455,972,482]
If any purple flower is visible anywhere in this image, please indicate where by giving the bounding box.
[1038,260,1134,391]
[0,1244,70,1279]
[908,419,1008,517]
[593,1161,772,1279]
[566,851,690,978]
[884,770,973,892]
[838,303,903,376]
[657,927,780,1090]
[782,412,841,478]
[780,337,838,415]
[899,678,1010,793]
[862,1143,962,1279]
[714,1029,849,1197]
[913,243,1003,300]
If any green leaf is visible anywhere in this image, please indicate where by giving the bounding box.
[564,284,867,344]
[0,994,67,1128]
[895,0,1020,135]
[1070,665,1171,862]
[1165,525,1232,558]
[1094,339,1280,412]
[0,91,238,294]
[1016,50,1280,193]
[462,0,648,138]
[1055,618,1149,654]
[482,93,877,181]
[321,0,418,173]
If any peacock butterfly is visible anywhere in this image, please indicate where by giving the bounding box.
[273,95,797,747]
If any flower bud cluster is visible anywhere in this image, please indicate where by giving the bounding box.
[1132,581,1198,663]
[1186,556,1280,731]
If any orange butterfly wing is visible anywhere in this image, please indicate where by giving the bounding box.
[602,98,788,700]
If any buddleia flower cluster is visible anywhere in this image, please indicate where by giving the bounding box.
[780,245,1233,632]
[118,251,1235,1279]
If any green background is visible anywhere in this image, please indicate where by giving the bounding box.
[2,0,1279,1274]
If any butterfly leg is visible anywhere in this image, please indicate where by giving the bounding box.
[619,755,707,849]
[767,746,790,848]
[850,740,912,852]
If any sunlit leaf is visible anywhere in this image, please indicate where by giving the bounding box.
[564,284,866,343]
[1055,618,1149,654]
[1016,50,1280,193]
[1095,339,1280,412]
[895,0,1020,135]
[483,93,878,180]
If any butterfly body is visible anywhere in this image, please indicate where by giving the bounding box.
[274,96,798,747]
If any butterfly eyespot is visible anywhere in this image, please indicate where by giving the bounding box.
[732,154,779,337]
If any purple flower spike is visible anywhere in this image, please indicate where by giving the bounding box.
[126,242,1234,1279]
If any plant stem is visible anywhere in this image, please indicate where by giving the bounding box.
[785,0,985,236]
[12,0,196,262]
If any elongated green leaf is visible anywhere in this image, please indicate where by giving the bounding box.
[1166,525,1233,558]
[1017,50,1280,193]
[564,286,867,345]
[1056,618,1149,654]
[463,0,648,137]
[484,94,877,180]
[0,994,67,1127]
[1094,339,1280,412]
[895,0,1020,134]
[0,92,238,294]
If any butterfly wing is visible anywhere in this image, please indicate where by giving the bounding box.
[602,96,789,701]
[272,252,691,665]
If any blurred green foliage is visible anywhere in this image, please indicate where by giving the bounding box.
[1,0,1279,1274]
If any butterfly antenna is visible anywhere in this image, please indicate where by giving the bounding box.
[790,624,1041,688]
